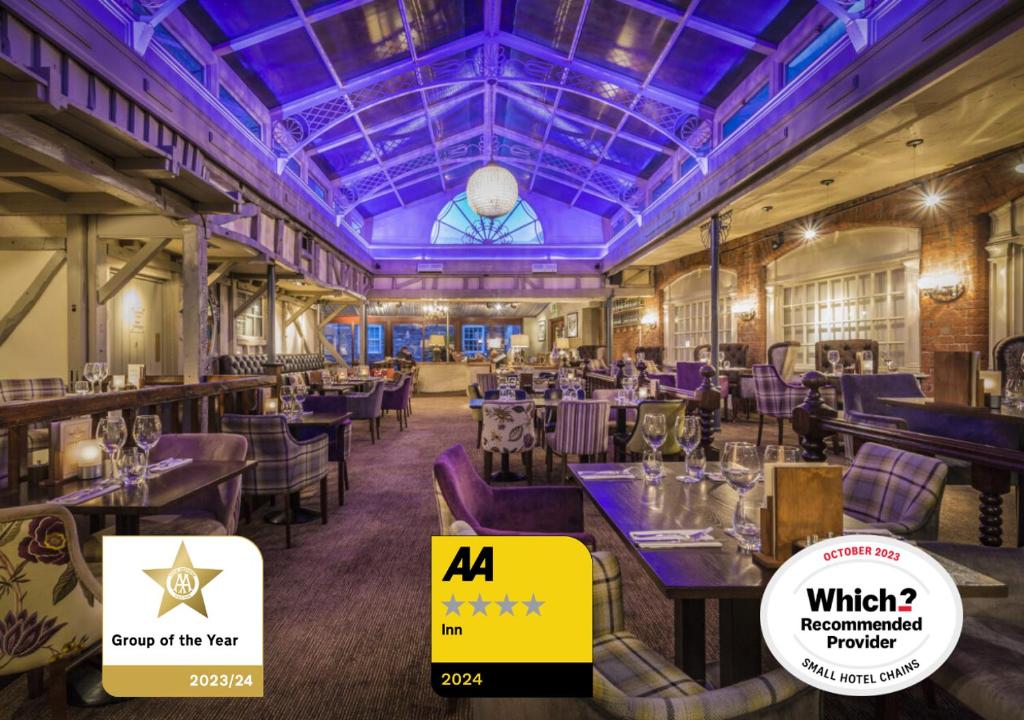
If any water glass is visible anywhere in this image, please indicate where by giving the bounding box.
[96,417,127,482]
[680,445,706,484]
[861,350,874,373]
[74,380,91,395]
[763,444,801,465]
[116,448,147,487]
[827,350,840,374]
[133,414,162,477]
[641,450,663,484]
[733,494,762,552]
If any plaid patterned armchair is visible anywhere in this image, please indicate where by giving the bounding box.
[473,552,819,720]
[843,442,948,539]
[545,400,609,483]
[752,364,835,446]
[220,414,330,548]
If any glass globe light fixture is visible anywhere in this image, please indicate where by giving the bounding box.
[466,162,519,217]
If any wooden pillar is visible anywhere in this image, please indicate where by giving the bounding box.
[85,215,107,363]
[604,296,614,364]
[66,215,88,379]
[359,302,368,365]
[266,263,277,361]
[180,221,208,384]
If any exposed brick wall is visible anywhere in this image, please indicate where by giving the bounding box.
[612,296,660,360]
[625,147,1024,374]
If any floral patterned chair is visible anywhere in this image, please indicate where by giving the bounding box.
[481,400,536,484]
[0,503,102,720]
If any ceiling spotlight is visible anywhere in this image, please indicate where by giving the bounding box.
[762,205,773,213]
[922,191,943,208]
[802,227,818,241]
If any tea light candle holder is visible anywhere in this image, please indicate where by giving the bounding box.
[74,440,103,480]
[637,387,649,400]
[111,375,125,391]
[263,397,279,414]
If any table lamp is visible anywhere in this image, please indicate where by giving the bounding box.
[429,334,447,362]
[510,333,529,366]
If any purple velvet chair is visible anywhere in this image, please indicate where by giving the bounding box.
[296,395,353,506]
[382,374,413,431]
[345,379,385,443]
[675,361,731,418]
[433,444,595,548]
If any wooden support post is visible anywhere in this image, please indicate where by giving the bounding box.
[266,264,277,362]
[791,372,838,462]
[0,250,66,347]
[359,302,368,365]
[97,238,170,304]
[284,296,318,327]
[695,364,722,461]
[207,261,235,287]
[181,222,209,387]
[86,217,107,363]
[66,216,87,379]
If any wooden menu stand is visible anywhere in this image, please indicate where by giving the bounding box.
[752,463,844,569]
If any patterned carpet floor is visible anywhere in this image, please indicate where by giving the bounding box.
[0,394,1011,719]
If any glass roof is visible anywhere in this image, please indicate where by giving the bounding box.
[169,0,825,223]
[431,191,543,245]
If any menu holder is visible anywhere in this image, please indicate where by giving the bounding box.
[752,463,844,569]
[48,417,94,483]
[933,351,983,407]
[855,351,874,374]
[127,364,145,389]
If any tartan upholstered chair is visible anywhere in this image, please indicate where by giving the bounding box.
[0,379,67,483]
[843,442,948,540]
[613,400,684,461]
[472,551,819,720]
[481,400,536,484]
[220,414,330,548]
[545,400,610,484]
[433,444,594,548]
[294,395,352,507]
[751,364,835,446]
[0,503,102,720]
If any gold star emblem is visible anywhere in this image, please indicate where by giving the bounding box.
[143,542,222,618]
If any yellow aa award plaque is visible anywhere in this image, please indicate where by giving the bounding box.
[431,536,592,697]
[102,536,263,697]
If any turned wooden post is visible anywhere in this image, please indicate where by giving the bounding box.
[615,359,625,388]
[972,465,1011,547]
[695,364,722,461]
[791,371,838,462]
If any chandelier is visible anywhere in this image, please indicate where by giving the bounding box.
[466,162,518,217]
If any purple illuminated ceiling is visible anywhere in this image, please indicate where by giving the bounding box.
[166,0,827,232]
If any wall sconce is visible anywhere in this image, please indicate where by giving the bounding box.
[918,271,965,302]
[733,299,757,321]
[641,310,658,328]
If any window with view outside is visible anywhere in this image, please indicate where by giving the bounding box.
[324,323,354,364]
[392,324,424,362]
[354,324,385,363]
[781,266,907,370]
[722,84,770,140]
[431,192,543,245]
[461,325,486,357]
[671,298,734,361]
[152,26,204,84]
[218,86,261,141]
[235,293,264,339]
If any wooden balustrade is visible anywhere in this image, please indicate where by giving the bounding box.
[791,371,1024,548]
[1,375,276,487]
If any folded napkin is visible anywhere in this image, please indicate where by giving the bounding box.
[147,457,193,476]
[577,469,636,481]
[630,528,721,549]
[51,482,120,505]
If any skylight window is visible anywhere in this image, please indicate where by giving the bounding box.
[308,176,328,203]
[650,174,673,203]
[430,192,543,245]
[722,84,771,140]
[785,18,848,83]
[218,86,262,141]
[286,158,301,177]
[152,26,204,84]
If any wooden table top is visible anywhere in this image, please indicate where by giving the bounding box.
[44,460,255,516]
[879,396,1024,426]
[571,462,1007,600]
[287,411,352,427]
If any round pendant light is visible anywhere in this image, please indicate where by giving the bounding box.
[466,162,519,217]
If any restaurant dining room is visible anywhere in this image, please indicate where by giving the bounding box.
[1,0,1023,718]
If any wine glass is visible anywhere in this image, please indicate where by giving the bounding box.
[294,383,308,414]
[721,441,762,552]
[698,348,710,364]
[279,385,295,419]
[83,363,98,393]
[827,350,840,375]
[674,415,702,482]
[641,413,666,455]
[95,362,109,392]
[96,416,127,483]
[133,414,162,478]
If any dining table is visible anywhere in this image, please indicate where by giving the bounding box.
[283,410,352,520]
[569,461,1007,688]
[40,459,256,534]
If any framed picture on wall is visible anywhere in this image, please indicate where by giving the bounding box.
[567,312,579,338]
[537,319,546,343]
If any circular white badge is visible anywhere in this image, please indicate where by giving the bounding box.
[761,535,962,696]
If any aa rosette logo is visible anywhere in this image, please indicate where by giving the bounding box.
[761,535,962,696]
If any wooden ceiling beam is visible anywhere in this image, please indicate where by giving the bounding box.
[0,251,66,347]
[97,238,172,304]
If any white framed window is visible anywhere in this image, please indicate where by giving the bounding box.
[766,227,921,370]
[780,266,907,368]
[664,267,738,362]
[236,294,264,341]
